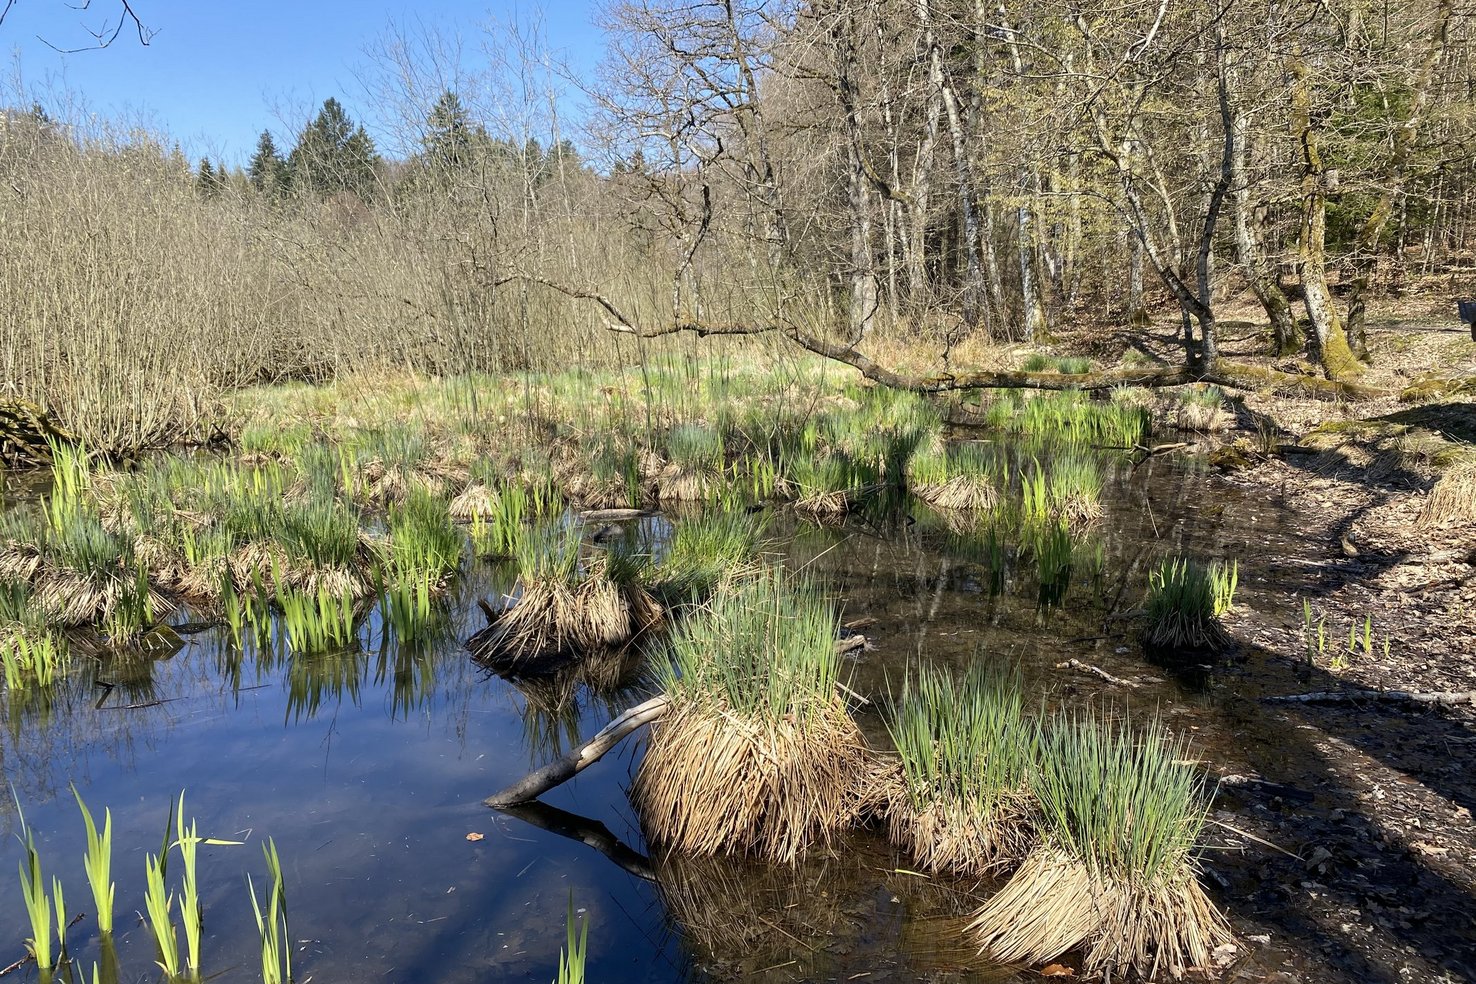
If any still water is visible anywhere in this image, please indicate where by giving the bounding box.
[0,456,1309,983]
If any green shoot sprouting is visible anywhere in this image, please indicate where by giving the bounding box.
[556,895,589,984]
[17,807,53,971]
[249,838,291,984]
[72,785,114,935]
[143,851,180,978]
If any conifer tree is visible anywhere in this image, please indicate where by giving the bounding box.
[287,98,381,199]
[196,158,219,197]
[247,130,290,195]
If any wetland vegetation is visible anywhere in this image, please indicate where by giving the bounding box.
[2,1,1475,982]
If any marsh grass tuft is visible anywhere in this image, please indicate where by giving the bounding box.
[969,712,1231,978]
[1418,456,1476,527]
[636,569,873,863]
[886,661,1034,875]
[471,526,662,670]
[907,443,1002,510]
[1144,557,1235,653]
[651,510,766,603]
[279,583,358,654]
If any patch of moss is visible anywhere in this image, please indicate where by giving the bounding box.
[1399,377,1476,403]
[1210,439,1256,472]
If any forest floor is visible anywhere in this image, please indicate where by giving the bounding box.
[1086,290,1476,983]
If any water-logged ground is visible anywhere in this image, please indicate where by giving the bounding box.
[2,453,1473,984]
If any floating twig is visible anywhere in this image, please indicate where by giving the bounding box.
[1054,659,1139,688]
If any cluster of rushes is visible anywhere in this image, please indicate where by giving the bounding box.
[1144,557,1239,654]
[887,664,1230,977]
[624,560,1231,979]
[16,788,289,984]
[0,368,1147,700]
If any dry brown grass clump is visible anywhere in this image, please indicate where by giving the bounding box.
[1419,456,1476,527]
[469,530,662,671]
[448,483,501,520]
[912,474,1000,511]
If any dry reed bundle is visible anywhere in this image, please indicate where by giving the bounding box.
[1419,457,1476,527]
[1174,403,1229,432]
[637,698,871,864]
[573,558,665,649]
[792,488,858,519]
[968,713,1231,979]
[656,462,720,501]
[28,565,170,628]
[912,474,999,511]
[360,459,452,504]
[449,483,501,520]
[0,542,43,584]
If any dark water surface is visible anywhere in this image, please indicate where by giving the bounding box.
[0,456,1390,983]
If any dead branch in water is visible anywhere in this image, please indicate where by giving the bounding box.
[1055,659,1140,688]
[485,695,671,807]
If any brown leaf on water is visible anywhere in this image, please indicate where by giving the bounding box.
[1040,965,1075,978]
[465,832,484,841]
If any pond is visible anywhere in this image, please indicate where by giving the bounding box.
[0,449,1436,984]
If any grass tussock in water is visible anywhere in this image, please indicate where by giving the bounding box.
[635,569,872,864]
[907,443,1002,510]
[650,509,767,603]
[968,712,1231,979]
[0,581,68,690]
[469,526,662,671]
[885,661,1034,875]
[659,424,727,501]
[1143,557,1236,653]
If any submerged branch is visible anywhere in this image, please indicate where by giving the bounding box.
[1264,689,1476,707]
[484,695,671,808]
[496,800,656,881]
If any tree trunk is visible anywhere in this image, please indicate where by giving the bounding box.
[1289,47,1362,380]
[834,9,880,341]
[1344,0,1454,358]
[1231,116,1300,354]
[1127,235,1149,326]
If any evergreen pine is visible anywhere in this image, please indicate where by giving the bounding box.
[247,130,290,195]
[287,98,380,199]
[196,158,218,197]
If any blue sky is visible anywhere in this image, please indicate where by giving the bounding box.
[1,1,604,165]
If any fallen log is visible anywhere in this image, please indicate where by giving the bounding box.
[1263,689,1476,707]
[485,695,671,808]
[578,508,659,522]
